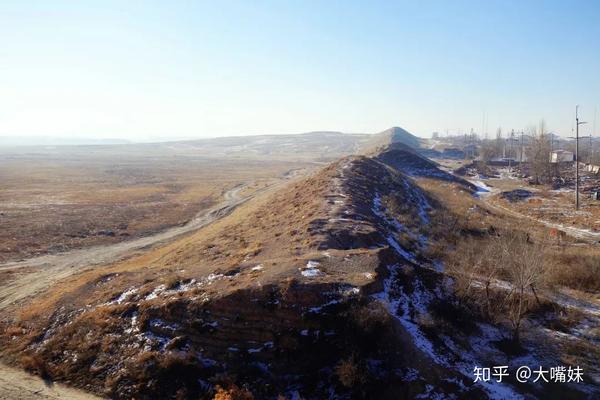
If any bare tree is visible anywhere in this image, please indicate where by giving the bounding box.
[526,120,553,184]
[449,232,547,343]
[482,139,501,162]
[448,238,503,320]
[495,127,504,157]
[498,233,546,343]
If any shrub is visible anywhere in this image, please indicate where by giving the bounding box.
[20,353,50,380]
[350,301,391,333]
[335,356,366,388]
[164,275,181,290]
[448,231,548,343]
[546,253,600,292]
[213,384,254,400]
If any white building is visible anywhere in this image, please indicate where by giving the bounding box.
[550,150,574,163]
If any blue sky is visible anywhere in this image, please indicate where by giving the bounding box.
[1,0,599,140]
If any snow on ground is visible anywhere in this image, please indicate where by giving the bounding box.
[469,179,492,196]
[149,318,181,332]
[145,284,166,300]
[371,194,527,399]
[300,260,323,277]
[400,178,432,224]
[494,168,520,180]
[112,287,138,304]
[372,193,428,253]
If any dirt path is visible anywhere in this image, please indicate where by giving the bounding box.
[481,194,600,241]
[462,176,600,242]
[0,184,251,311]
[0,363,101,400]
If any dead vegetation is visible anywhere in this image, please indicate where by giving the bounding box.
[213,384,254,400]
[0,146,309,263]
[546,249,600,292]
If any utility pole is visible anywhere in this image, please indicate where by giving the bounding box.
[593,107,597,164]
[508,129,515,170]
[482,111,487,140]
[574,106,588,210]
[588,134,594,164]
[520,131,524,163]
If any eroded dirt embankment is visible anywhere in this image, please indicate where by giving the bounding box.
[5,154,598,399]
[2,156,466,399]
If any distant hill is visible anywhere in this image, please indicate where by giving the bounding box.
[0,128,426,163]
[361,126,423,154]
[0,136,131,147]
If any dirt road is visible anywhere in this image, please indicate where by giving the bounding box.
[0,185,251,311]
[461,176,600,241]
[0,363,101,400]
[486,199,600,241]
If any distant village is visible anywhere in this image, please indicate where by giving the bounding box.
[427,126,600,195]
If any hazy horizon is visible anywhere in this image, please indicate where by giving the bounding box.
[1,1,599,141]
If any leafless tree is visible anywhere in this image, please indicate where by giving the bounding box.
[497,232,546,343]
[447,238,503,320]
[495,127,504,157]
[526,120,553,184]
[449,232,547,343]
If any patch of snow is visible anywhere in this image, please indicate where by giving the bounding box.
[300,260,324,277]
[403,368,420,381]
[194,273,226,286]
[124,313,139,334]
[307,299,341,313]
[145,284,166,300]
[149,319,180,332]
[251,265,264,271]
[112,287,138,304]
[301,268,322,277]
[140,331,170,350]
[342,287,360,296]
[384,233,418,263]
[470,180,491,196]
[374,263,525,400]
[372,193,428,254]
[164,279,197,295]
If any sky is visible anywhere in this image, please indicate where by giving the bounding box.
[1,0,599,141]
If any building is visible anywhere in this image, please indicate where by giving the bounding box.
[550,150,574,163]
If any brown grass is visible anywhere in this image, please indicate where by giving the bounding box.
[20,353,50,379]
[335,356,366,388]
[213,384,254,400]
[546,249,600,292]
[0,148,310,263]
